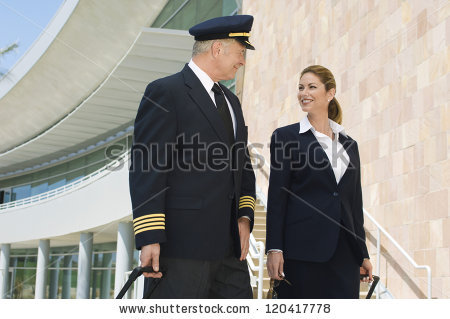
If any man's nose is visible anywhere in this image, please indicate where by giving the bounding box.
[240,54,246,66]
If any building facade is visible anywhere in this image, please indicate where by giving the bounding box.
[0,0,448,299]
[0,0,239,299]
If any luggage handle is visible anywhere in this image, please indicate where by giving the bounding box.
[115,266,163,299]
[360,274,380,299]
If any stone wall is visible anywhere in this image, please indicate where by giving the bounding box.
[241,0,449,298]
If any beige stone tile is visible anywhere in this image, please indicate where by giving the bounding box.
[431,17,447,54]
[431,277,444,299]
[416,166,430,196]
[403,197,416,225]
[447,16,450,46]
[401,0,412,24]
[392,150,403,176]
[421,108,441,141]
[403,172,416,198]
[420,222,432,250]
[442,159,450,189]
[407,75,417,97]
[409,223,422,250]
[430,219,444,248]
[413,195,427,222]
[414,37,427,65]
[443,218,450,247]
[429,51,448,84]
[413,142,425,170]
[436,247,450,277]
[403,145,415,173]
[436,132,448,162]
[429,161,445,192]
[418,9,428,38]
[425,189,449,220]
[441,277,450,299]
[407,20,417,46]
[424,135,437,166]
[378,132,390,158]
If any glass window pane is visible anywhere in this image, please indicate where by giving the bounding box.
[11,185,31,201]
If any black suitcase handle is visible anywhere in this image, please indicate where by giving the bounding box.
[116,266,165,299]
[360,274,380,299]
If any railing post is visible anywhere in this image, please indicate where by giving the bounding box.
[376,228,380,299]
[427,267,432,299]
[257,242,264,299]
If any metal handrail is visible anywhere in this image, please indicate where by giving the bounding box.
[247,234,265,299]
[364,209,432,299]
[0,151,129,211]
[248,140,432,299]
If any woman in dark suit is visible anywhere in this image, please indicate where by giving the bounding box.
[266,65,373,298]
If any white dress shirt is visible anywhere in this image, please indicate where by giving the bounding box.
[188,59,236,137]
[299,116,350,184]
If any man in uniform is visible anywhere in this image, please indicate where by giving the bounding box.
[129,15,256,298]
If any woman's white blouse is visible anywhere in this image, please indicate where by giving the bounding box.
[299,117,350,184]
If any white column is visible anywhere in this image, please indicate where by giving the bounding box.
[76,232,93,299]
[62,255,72,299]
[100,253,112,299]
[48,256,60,299]
[0,244,11,299]
[35,239,50,299]
[114,222,134,297]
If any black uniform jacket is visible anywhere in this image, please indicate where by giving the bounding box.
[129,64,256,260]
[266,122,369,265]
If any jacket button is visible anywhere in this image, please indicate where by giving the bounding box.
[333,192,339,197]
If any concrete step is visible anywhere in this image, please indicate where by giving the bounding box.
[252,229,266,239]
[255,210,267,218]
[253,223,266,228]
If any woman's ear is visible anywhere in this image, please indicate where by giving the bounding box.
[328,88,336,101]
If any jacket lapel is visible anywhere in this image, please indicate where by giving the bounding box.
[337,134,358,186]
[182,65,229,144]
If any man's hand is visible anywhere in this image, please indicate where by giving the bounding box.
[267,251,284,280]
[360,258,373,282]
[238,217,250,261]
[140,243,163,278]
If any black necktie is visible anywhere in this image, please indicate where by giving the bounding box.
[212,83,235,145]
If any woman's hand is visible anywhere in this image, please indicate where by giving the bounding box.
[267,251,284,280]
[360,258,373,282]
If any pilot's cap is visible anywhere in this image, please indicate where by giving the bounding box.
[189,15,255,50]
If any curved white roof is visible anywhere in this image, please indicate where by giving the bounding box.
[0,0,195,176]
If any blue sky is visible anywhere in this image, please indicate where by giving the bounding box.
[0,0,64,72]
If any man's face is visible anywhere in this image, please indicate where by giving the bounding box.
[215,40,246,81]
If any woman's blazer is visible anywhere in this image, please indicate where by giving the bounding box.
[266,122,369,265]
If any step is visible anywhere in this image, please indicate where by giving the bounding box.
[253,222,266,228]
[252,229,266,238]
[255,210,267,218]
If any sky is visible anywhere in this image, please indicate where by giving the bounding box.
[0,0,64,73]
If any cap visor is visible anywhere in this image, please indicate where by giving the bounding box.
[237,39,255,50]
